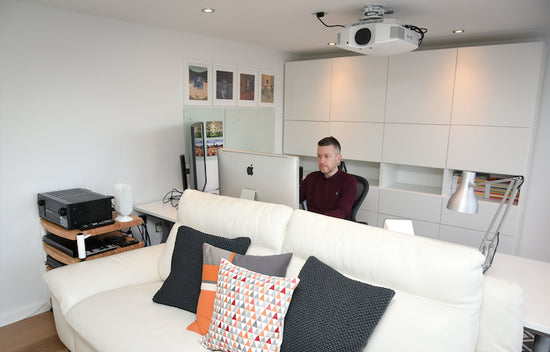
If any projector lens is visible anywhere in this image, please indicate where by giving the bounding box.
[355,28,371,45]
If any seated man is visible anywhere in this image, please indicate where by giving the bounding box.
[300,136,357,220]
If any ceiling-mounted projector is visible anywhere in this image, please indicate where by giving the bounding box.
[336,4,425,56]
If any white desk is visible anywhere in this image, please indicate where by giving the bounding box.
[134,201,178,242]
[487,252,550,352]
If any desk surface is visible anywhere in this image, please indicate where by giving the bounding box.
[487,252,550,335]
[134,201,178,222]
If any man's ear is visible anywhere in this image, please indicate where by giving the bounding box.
[336,153,342,164]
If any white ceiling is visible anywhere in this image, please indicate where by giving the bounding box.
[23,0,550,56]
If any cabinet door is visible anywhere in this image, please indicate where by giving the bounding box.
[330,56,388,122]
[361,186,379,212]
[284,59,332,121]
[386,48,457,124]
[440,198,519,236]
[447,125,532,175]
[283,121,329,157]
[330,122,383,162]
[439,225,515,254]
[382,124,449,168]
[452,42,546,127]
[378,188,443,223]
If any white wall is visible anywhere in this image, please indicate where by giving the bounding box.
[517,48,550,262]
[2,0,549,328]
[0,0,289,326]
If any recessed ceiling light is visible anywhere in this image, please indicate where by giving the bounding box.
[202,8,215,13]
[453,29,465,34]
[328,42,336,46]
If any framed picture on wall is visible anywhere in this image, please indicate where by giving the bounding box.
[213,64,237,106]
[259,71,276,107]
[237,67,258,107]
[184,60,212,106]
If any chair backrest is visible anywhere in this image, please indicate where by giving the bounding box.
[350,174,369,222]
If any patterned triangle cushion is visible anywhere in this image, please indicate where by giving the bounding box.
[187,243,293,335]
[201,259,299,352]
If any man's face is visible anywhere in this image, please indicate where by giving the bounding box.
[317,145,341,178]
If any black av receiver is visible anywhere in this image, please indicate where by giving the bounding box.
[37,188,114,230]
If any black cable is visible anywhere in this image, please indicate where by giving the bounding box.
[135,218,151,247]
[162,188,183,207]
[403,24,428,45]
[315,12,345,28]
[201,154,207,192]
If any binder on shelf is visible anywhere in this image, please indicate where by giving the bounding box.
[452,171,520,205]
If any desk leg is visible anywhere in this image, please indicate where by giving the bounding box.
[533,333,550,352]
[161,221,173,243]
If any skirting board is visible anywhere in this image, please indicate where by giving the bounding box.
[0,300,51,327]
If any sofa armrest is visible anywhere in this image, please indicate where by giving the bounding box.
[43,244,164,316]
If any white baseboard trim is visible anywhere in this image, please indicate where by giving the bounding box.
[0,300,51,327]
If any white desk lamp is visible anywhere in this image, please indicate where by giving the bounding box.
[447,171,524,273]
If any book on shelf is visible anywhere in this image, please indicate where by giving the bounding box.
[451,171,520,205]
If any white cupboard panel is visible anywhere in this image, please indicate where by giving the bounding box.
[378,188,443,223]
[452,42,545,127]
[331,56,388,122]
[440,198,519,235]
[386,48,457,124]
[283,121,329,157]
[330,122,383,162]
[356,209,378,226]
[447,125,531,175]
[382,124,449,168]
[284,59,332,121]
[360,186,379,212]
[439,225,514,254]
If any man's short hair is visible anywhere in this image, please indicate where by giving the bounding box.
[318,136,341,154]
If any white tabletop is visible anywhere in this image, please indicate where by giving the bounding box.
[134,201,178,222]
[486,252,550,335]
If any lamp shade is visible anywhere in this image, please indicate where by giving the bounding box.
[447,171,478,214]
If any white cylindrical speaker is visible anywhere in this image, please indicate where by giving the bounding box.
[114,183,133,222]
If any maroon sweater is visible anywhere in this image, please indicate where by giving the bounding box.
[299,169,357,220]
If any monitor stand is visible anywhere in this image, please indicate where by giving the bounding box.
[240,188,256,201]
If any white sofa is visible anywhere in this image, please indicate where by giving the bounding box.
[43,189,524,352]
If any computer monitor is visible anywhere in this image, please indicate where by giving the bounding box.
[218,148,300,209]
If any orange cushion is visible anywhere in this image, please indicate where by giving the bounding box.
[187,243,292,335]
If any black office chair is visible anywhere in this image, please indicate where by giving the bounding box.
[349,174,369,223]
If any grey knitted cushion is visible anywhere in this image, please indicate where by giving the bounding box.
[152,225,251,313]
[280,256,395,352]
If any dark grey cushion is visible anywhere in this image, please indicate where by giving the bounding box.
[152,226,251,313]
[281,256,395,352]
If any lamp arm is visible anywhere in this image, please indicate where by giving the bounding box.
[479,176,524,273]
[473,177,516,187]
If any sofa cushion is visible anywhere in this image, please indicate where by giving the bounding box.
[152,226,251,312]
[280,256,395,352]
[65,282,207,352]
[283,210,485,351]
[187,243,292,335]
[201,259,299,352]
